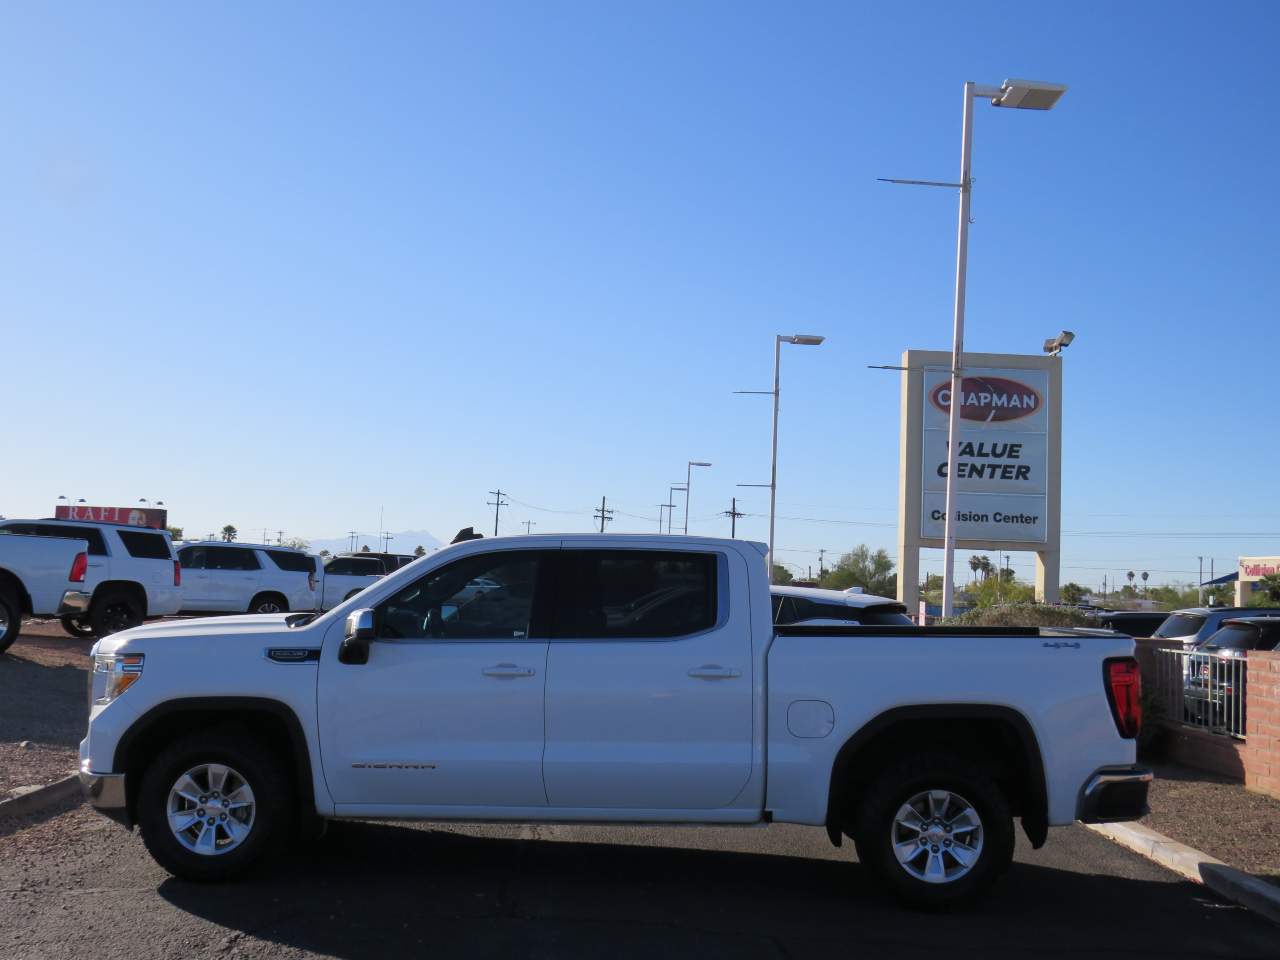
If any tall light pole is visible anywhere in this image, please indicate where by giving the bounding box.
[683,461,711,535]
[884,79,1066,616]
[736,333,825,581]
[668,485,686,535]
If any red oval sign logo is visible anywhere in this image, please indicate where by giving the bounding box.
[930,377,1042,422]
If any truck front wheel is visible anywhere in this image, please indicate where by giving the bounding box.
[137,731,292,881]
[0,586,21,654]
[853,752,1014,908]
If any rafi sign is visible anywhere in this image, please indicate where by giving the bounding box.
[920,366,1050,543]
[928,376,1043,423]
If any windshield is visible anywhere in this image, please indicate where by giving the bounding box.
[1155,613,1205,639]
[1203,624,1257,651]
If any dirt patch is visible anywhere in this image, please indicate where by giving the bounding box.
[1140,762,1280,884]
[0,627,92,795]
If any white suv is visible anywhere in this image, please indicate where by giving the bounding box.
[0,519,182,637]
[176,542,319,615]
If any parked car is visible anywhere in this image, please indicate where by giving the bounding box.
[1183,617,1280,729]
[1095,611,1169,638]
[0,519,181,637]
[0,531,90,652]
[81,534,1149,907]
[176,542,319,614]
[771,584,913,627]
[1151,606,1280,647]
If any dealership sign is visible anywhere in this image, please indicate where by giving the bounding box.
[54,504,168,529]
[920,367,1050,543]
[1239,557,1280,582]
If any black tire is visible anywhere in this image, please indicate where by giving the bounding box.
[137,729,292,882]
[853,752,1014,909]
[0,586,21,654]
[60,616,96,639]
[248,593,289,615]
[90,590,143,637]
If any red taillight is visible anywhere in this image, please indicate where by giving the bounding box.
[1105,657,1142,739]
[174,560,182,587]
[69,552,88,583]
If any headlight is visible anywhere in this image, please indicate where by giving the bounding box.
[92,654,144,705]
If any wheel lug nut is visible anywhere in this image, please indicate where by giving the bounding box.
[207,818,215,825]
[197,809,205,817]
[199,796,207,803]
[220,814,227,821]
[931,845,939,853]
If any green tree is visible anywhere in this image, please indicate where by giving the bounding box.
[1060,582,1088,604]
[968,555,982,583]
[1249,573,1280,605]
[971,574,1035,607]
[771,564,794,585]
[818,545,896,597]
[280,537,310,551]
[165,526,184,541]
[318,549,331,558]
[360,544,371,553]
[220,524,237,542]
[414,545,427,557]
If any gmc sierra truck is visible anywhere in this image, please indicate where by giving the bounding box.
[79,535,1150,906]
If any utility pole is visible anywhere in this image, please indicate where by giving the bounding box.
[594,496,614,533]
[277,530,284,547]
[348,530,358,552]
[668,486,686,535]
[655,506,667,534]
[487,489,509,537]
[522,520,536,535]
[723,497,745,537]
[818,548,827,577]
[1198,556,1204,605]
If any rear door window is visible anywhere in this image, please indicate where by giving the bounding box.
[1203,624,1258,651]
[266,550,316,574]
[206,547,261,571]
[554,550,717,639]
[117,530,173,560]
[178,547,207,570]
[1155,614,1206,639]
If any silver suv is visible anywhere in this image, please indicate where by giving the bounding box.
[1152,606,1280,646]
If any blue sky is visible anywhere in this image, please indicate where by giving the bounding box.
[3,2,1278,590]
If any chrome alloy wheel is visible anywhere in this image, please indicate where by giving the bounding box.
[255,600,282,613]
[166,763,256,855]
[891,789,984,884]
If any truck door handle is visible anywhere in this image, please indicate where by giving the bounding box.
[688,664,741,680]
[482,663,536,678]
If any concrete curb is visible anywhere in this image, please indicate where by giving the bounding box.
[1085,822,1280,926]
[0,773,81,820]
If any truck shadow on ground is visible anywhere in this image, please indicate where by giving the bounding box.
[0,652,88,746]
[157,822,1275,960]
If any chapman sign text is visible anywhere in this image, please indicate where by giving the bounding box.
[920,367,1049,543]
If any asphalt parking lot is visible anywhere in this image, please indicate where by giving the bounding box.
[2,798,1277,960]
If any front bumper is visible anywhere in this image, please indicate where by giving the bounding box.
[57,591,92,617]
[1076,765,1152,823]
[79,764,131,827]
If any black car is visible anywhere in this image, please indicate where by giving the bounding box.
[1096,610,1170,638]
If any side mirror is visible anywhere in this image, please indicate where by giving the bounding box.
[339,608,375,665]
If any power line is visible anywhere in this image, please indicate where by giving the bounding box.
[487,489,509,537]
[723,497,745,537]
[594,496,614,533]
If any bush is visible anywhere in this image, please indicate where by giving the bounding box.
[941,602,1095,628]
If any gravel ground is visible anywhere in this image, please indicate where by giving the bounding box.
[1141,761,1280,884]
[0,625,91,797]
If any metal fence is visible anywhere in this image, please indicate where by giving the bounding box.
[1150,648,1248,740]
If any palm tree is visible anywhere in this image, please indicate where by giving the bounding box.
[1126,570,1135,592]
[969,555,982,583]
[1141,571,1149,596]
[979,556,993,580]
[220,524,237,542]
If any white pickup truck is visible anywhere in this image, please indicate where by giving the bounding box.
[79,535,1150,906]
[0,532,91,652]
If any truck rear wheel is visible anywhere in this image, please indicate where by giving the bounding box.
[0,586,21,654]
[90,590,143,637]
[137,730,291,882]
[61,616,96,639]
[249,593,288,615]
[853,752,1014,909]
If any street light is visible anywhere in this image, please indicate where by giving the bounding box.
[884,78,1065,616]
[683,462,712,535]
[668,485,686,535]
[735,333,825,581]
[1042,330,1075,356]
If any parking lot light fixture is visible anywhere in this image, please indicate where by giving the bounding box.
[683,462,712,535]
[991,79,1068,111]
